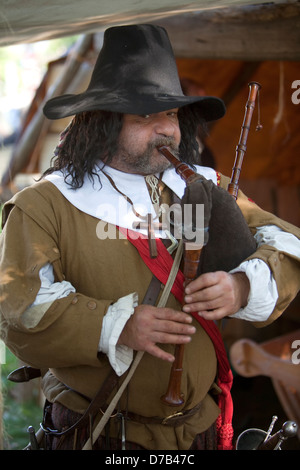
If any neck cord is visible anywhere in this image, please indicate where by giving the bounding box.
[101,169,163,220]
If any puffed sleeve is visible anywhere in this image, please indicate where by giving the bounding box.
[0,200,112,369]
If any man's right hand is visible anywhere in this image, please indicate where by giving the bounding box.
[117,305,196,362]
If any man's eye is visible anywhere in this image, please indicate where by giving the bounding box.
[141,114,151,119]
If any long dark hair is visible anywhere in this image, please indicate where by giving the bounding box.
[42,106,206,189]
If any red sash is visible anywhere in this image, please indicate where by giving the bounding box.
[119,227,234,450]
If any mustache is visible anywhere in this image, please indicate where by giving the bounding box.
[149,137,179,155]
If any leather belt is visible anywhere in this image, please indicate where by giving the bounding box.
[102,400,202,427]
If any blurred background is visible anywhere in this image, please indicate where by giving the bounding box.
[0,1,299,450]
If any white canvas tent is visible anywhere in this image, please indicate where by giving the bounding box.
[0,0,299,59]
[0,1,292,46]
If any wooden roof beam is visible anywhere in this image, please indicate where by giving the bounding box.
[158,3,300,61]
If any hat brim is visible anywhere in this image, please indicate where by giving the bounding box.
[43,91,225,122]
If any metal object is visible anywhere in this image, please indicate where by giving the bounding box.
[263,415,278,442]
[236,417,298,450]
[24,426,42,450]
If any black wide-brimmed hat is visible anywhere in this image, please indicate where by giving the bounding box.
[43,24,225,121]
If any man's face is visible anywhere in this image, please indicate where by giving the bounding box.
[109,109,181,175]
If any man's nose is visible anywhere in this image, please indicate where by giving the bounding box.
[153,114,177,136]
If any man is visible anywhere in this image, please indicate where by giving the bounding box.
[1,24,300,451]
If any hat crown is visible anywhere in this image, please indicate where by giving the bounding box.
[88,24,183,97]
[43,24,225,121]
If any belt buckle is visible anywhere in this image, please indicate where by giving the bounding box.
[162,411,183,425]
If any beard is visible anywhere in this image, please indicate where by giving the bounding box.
[113,137,180,175]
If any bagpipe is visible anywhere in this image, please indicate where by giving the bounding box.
[158,82,260,408]
[158,83,298,449]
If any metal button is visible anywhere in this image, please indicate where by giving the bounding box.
[87,301,97,310]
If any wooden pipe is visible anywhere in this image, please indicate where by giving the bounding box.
[227,81,262,199]
[158,146,204,406]
[158,146,202,185]
[160,243,203,406]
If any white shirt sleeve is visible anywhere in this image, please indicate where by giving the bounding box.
[31,263,76,306]
[99,292,138,376]
[229,258,278,321]
[229,224,300,322]
[21,263,76,328]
